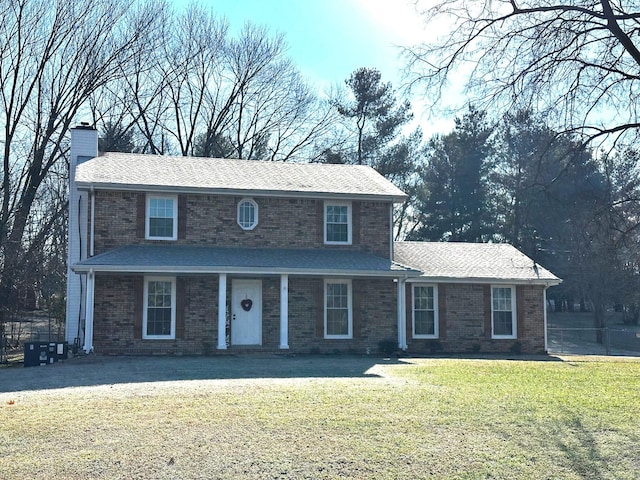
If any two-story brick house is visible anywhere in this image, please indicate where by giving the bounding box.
[65,126,420,355]
[65,126,560,356]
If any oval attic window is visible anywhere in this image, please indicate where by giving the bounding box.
[237,198,258,230]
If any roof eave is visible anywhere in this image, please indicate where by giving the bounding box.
[75,181,408,203]
[71,264,418,277]
[407,275,562,286]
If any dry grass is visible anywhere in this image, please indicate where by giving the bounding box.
[1,356,639,479]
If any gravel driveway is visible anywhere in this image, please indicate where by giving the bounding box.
[0,354,399,395]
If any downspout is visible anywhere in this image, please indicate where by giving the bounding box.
[84,268,95,353]
[403,276,408,350]
[543,286,548,353]
[76,196,83,347]
[389,203,394,260]
[89,187,95,257]
[397,274,407,350]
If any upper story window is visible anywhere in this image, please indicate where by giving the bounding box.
[146,195,177,240]
[492,286,517,339]
[413,284,438,338]
[324,202,352,244]
[237,198,258,230]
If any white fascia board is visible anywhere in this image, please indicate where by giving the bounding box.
[406,276,562,287]
[74,182,408,204]
[71,264,418,278]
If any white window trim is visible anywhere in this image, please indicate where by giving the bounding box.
[491,285,517,339]
[412,283,439,339]
[324,279,353,339]
[145,194,178,240]
[143,276,176,340]
[237,197,258,230]
[324,201,352,245]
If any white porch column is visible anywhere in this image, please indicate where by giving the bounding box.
[397,278,407,350]
[217,273,227,349]
[280,274,289,349]
[83,269,95,353]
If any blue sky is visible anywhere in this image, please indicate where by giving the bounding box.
[171,0,455,134]
[173,0,424,89]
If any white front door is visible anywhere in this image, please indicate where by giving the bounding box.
[231,279,262,345]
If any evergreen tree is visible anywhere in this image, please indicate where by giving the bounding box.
[99,121,137,153]
[334,67,421,237]
[410,106,494,242]
[335,67,413,169]
[193,132,235,158]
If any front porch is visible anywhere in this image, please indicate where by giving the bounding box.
[72,244,417,355]
[85,273,402,356]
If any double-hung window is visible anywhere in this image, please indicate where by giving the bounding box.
[413,284,438,338]
[143,277,176,339]
[146,195,177,240]
[492,286,517,339]
[324,279,352,339]
[324,202,351,244]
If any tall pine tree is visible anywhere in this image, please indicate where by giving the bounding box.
[410,106,494,242]
[334,67,413,170]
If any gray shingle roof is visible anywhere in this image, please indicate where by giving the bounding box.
[73,244,418,276]
[394,241,561,285]
[75,152,407,201]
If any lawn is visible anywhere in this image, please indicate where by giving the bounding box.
[1,356,639,479]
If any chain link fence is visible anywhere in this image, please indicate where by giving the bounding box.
[547,313,640,356]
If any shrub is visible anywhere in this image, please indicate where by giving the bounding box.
[378,339,397,355]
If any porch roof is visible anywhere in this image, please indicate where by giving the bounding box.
[72,244,419,277]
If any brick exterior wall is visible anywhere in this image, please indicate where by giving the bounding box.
[88,189,548,356]
[93,275,220,355]
[92,191,391,257]
[287,277,398,354]
[92,275,547,355]
[405,283,546,354]
[92,274,399,355]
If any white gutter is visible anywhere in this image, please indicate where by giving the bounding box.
[405,276,562,287]
[76,181,406,203]
[75,182,408,204]
[71,264,420,277]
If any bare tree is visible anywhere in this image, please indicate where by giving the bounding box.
[406,0,640,147]
[92,5,336,161]
[225,31,333,161]
[0,0,163,328]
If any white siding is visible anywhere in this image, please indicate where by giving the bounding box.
[65,127,97,345]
